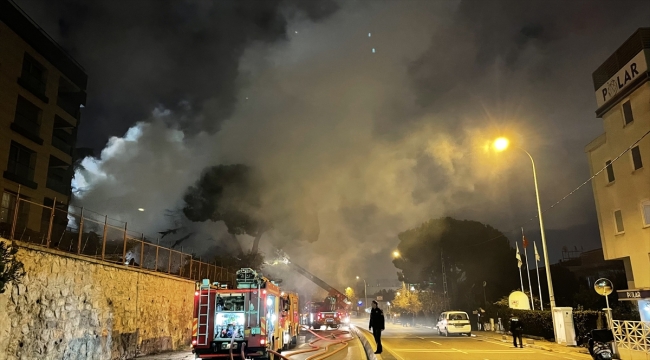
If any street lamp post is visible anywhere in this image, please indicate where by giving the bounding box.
[493,138,556,309]
[356,276,368,317]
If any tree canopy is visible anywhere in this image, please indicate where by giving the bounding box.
[183,164,268,253]
[182,164,320,254]
[393,217,519,311]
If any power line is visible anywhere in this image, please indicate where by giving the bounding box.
[468,128,650,248]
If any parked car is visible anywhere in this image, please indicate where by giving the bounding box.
[436,311,471,336]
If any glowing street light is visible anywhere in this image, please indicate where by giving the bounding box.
[137,208,145,212]
[492,137,556,312]
[392,250,400,258]
[493,137,510,152]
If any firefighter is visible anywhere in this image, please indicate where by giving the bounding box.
[369,300,385,354]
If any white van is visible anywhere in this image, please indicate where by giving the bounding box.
[436,311,471,336]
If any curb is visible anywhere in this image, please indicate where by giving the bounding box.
[479,333,590,355]
[349,325,377,360]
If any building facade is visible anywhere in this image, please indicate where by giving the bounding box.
[585,28,650,320]
[0,0,86,239]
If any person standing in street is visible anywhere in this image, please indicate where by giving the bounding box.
[509,313,524,348]
[369,300,385,354]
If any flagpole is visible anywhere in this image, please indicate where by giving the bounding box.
[534,241,544,311]
[516,243,524,292]
[522,228,535,310]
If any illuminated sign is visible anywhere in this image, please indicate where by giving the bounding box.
[595,51,648,108]
[617,289,650,301]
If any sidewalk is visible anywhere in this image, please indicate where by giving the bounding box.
[475,330,591,356]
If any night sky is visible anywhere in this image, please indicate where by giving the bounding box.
[13,0,650,289]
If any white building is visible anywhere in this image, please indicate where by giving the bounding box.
[585,28,650,320]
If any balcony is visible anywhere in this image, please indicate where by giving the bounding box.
[46,177,70,196]
[3,160,37,189]
[51,128,74,155]
[17,75,48,103]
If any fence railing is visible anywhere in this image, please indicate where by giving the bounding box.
[612,320,650,353]
[0,187,236,286]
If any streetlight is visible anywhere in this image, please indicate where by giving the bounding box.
[392,250,400,258]
[356,276,368,317]
[493,137,556,310]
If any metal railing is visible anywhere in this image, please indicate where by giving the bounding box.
[0,186,236,286]
[612,320,650,353]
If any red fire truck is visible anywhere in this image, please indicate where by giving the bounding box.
[192,268,297,359]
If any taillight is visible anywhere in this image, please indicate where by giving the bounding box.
[195,291,199,296]
[334,313,338,317]
[260,339,266,345]
[192,339,197,346]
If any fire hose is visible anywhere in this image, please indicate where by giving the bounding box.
[228,326,355,360]
[280,326,355,360]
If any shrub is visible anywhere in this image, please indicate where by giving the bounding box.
[492,306,603,340]
[0,242,24,293]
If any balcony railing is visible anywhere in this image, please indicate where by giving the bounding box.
[0,186,236,286]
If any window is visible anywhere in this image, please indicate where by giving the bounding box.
[605,160,615,183]
[632,146,643,170]
[622,100,634,125]
[614,210,625,234]
[19,53,47,97]
[0,192,16,224]
[643,201,650,227]
[6,142,36,182]
[51,116,74,155]
[46,156,71,195]
[13,96,42,137]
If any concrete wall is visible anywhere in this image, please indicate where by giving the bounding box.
[0,239,195,360]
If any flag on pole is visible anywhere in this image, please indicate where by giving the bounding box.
[522,236,529,249]
[534,242,541,262]
[516,243,522,268]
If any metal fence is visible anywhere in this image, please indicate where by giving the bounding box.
[0,188,236,286]
[612,320,650,354]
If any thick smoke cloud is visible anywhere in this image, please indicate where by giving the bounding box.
[17,0,650,293]
[14,0,338,146]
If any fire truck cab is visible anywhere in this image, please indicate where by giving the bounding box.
[192,268,294,359]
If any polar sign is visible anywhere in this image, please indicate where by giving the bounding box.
[595,51,648,108]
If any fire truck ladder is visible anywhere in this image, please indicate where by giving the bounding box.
[198,280,212,346]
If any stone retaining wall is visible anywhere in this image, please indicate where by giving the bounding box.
[0,239,195,360]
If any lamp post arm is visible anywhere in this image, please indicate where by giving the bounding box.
[518,147,556,309]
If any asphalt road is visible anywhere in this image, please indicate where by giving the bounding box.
[352,319,592,360]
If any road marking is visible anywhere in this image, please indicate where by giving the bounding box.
[430,340,441,345]
[394,349,535,353]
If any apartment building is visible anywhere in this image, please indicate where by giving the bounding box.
[0,0,87,238]
[585,28,650,320]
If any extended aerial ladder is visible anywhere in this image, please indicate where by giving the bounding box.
[268,250,351,311]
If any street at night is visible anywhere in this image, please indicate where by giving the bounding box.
[0,0,649,359]
[353,319,590,360]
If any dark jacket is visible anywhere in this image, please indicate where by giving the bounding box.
[510,316,524,332]
[369,308,385,331]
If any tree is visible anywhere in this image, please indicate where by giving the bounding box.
[393,217,519,311]
[345,287,357,306]
[418,289,446,316]
[0,242,24,293]
[183,164,320,253]
[393,284,422,314]
[183,164,268,253]
[215,250,265,272]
